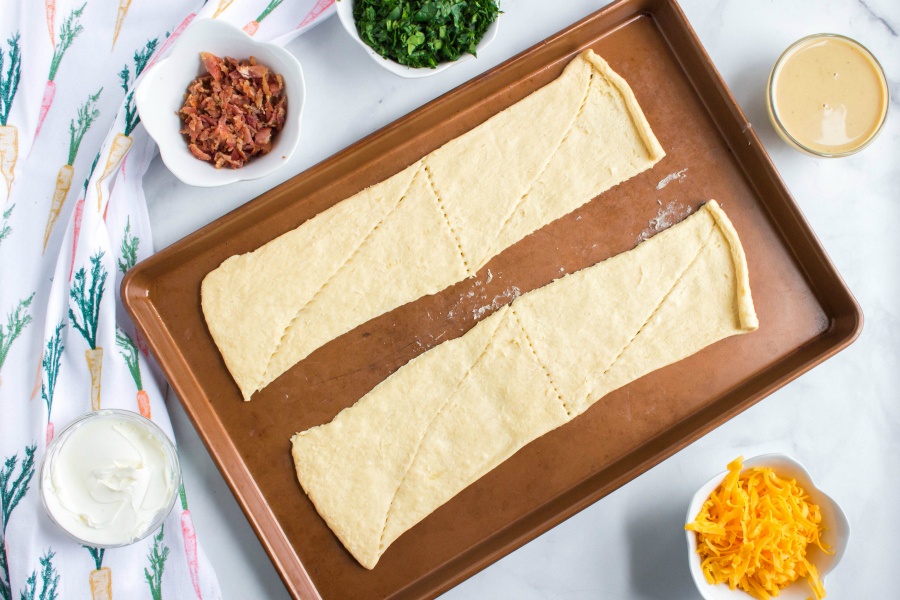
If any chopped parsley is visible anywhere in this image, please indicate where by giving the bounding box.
[353,0,500,69]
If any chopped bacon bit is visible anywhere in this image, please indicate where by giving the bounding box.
[179,53,288,169]
[188,143,211,161]
[254,127,272,146]
[200,52,223,81]
[246,65,269,78]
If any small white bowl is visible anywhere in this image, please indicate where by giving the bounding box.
[336,0,499,79]
[136,18,305,187]
[685,454,849,600]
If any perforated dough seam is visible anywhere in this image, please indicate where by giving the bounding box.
[510,306,571,417]
[488,69,595,260]
[582,226,716,409]
[423,162,472,275]
[256,163,423,392]
[376,309,508,552]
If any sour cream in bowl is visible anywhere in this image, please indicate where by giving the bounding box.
[40,409,181,547]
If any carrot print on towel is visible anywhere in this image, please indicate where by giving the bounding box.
[0,444,37,600]
[84,547,110,600]
[69,152,101,282]
[0,33,22,209]
[115,218,148,358]
[18,550,59,600]
[0,205,13,248]
[112,0,133,50]
[115,219,149,417]
[0,294,33,389]
[41,322,65,445]
[43,89,101,252]
[298,0,334,29]
[144,526,169,600]
[69,251,108,411]
[95,39,159,212]
[116,328,148,418]
[146,12,195,71]
[35,3,87,144]
[45,0,56,46]
[213,0,233,19]
[178,484,202,599]
[244,0,284,36]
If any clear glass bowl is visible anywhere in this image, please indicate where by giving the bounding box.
[766,33,889,158]
[40,409,181,547]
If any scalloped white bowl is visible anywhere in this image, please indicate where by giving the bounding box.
[685,454,850,600]
[336,0,499,78]
[135,18,305,187]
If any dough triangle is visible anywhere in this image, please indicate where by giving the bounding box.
[202,50,665,400]
[292,201,757,569]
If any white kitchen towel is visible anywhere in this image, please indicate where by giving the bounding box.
[0,0,334,598]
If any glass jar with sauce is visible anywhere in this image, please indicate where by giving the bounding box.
[767,33,889,157]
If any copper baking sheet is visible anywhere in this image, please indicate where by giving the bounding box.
[122,0,862,597]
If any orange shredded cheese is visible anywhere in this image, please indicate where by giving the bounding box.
[686,457,832,600]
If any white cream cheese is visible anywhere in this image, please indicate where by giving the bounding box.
[42,411,178,546]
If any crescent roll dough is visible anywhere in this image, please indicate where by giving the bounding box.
[202,49,665,400]
[292,201,758,569]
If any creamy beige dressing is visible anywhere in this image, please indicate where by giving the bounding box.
[772,35,887,155]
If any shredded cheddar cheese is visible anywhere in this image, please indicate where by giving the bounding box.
[686,457,832,600]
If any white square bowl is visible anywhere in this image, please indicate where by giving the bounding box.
[685,454,850,600]
[335,0,500,78]
[136,18,305,187]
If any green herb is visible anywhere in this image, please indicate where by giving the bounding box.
[353,0,499,69]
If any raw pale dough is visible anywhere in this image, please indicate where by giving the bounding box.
[291,201,758,569]
[202,49,665,400]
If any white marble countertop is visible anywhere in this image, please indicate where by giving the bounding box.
[145,0,899,597]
